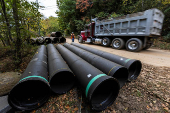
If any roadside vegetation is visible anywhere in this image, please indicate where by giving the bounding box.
[153,39,170,50]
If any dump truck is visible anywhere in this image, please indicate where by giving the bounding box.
[78,8,164,52]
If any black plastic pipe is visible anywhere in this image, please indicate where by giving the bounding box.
[52,37,59,43]
[51,31,62,37]
[47,44,75,94]
[36,37,44,45]
[8,45,50,111]
[56,44,120,111]
[59,37,66,43]
[64,43,128,87]
[51,32,56,37]
[71,43,142,81]
[45,38,52,44]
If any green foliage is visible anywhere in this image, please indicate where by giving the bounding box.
[40,16,59,36]
[163,33,170,43]
[109,12,123,18]
[74,20,85,32]
[95,12,109,18]
[56,0,77,34]
[0,0,43,68]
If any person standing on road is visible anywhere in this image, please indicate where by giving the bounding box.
[71,32,75,42]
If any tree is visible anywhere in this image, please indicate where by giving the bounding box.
[0,0,13,45]
[12,0,22,66]
[76,0,93,12]
[56,0,78,34]
[40,16,59,36]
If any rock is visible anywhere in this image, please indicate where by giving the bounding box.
[0,72,21,96]
[149,103,153,107]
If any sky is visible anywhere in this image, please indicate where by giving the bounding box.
[27,0,58,18]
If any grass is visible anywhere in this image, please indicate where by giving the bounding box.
[135,89,142,97]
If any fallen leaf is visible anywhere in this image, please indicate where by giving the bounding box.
[74,107,78,111]
[65,105,69,109]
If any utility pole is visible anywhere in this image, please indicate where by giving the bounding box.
[36,0,40,36]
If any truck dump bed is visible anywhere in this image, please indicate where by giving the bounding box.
[93,8,164,37]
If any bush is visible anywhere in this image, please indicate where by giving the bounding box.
[163,33,170,43]
[153,39,170,50]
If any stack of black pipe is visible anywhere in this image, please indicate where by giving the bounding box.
[51,31,66,43]
[56,44,120,111]
[58,43,141,110]
[63,43,128,87]
[8,43,142,112]
[71,43,142,81]
[8,44,76,111]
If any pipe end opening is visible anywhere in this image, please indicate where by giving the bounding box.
[128,60,142,81]
[90,79,119,111]
[52,38,59,43]
[60,37,66,43]
[113,67,128,87]
[8,80,50,111]
[50,71,75,94]
[45,38,52,44]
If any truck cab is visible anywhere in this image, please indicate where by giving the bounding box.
[78,22,95,43]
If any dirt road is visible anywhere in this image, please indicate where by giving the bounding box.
[66,38,170,67]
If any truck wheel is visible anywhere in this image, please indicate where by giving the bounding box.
[126,38,143,52]
[111,38,125,49]
[102,37,111,46]
[78,36,83,43]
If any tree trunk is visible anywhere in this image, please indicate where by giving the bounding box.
[0,0,13,43]
[0,10,10,46]
[12,0,22,67]
[0,34,6,46]
[27,23,30,43]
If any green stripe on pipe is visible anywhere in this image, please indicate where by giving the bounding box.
[86,74,106,97]
[125,59,131,63]
[19,75,48,82]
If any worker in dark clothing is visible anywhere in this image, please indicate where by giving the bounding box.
[71,32,75,42]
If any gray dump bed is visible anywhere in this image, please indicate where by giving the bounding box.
[93,8,164,37]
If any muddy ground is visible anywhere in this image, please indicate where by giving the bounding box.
[0,38,170,112]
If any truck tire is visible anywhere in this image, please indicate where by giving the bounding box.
[126,38,143,52]
[102,37,111,46]
[111,38,125,49]
[143,44,152,50]
[78,36,83,43]
[143,40,153,50]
